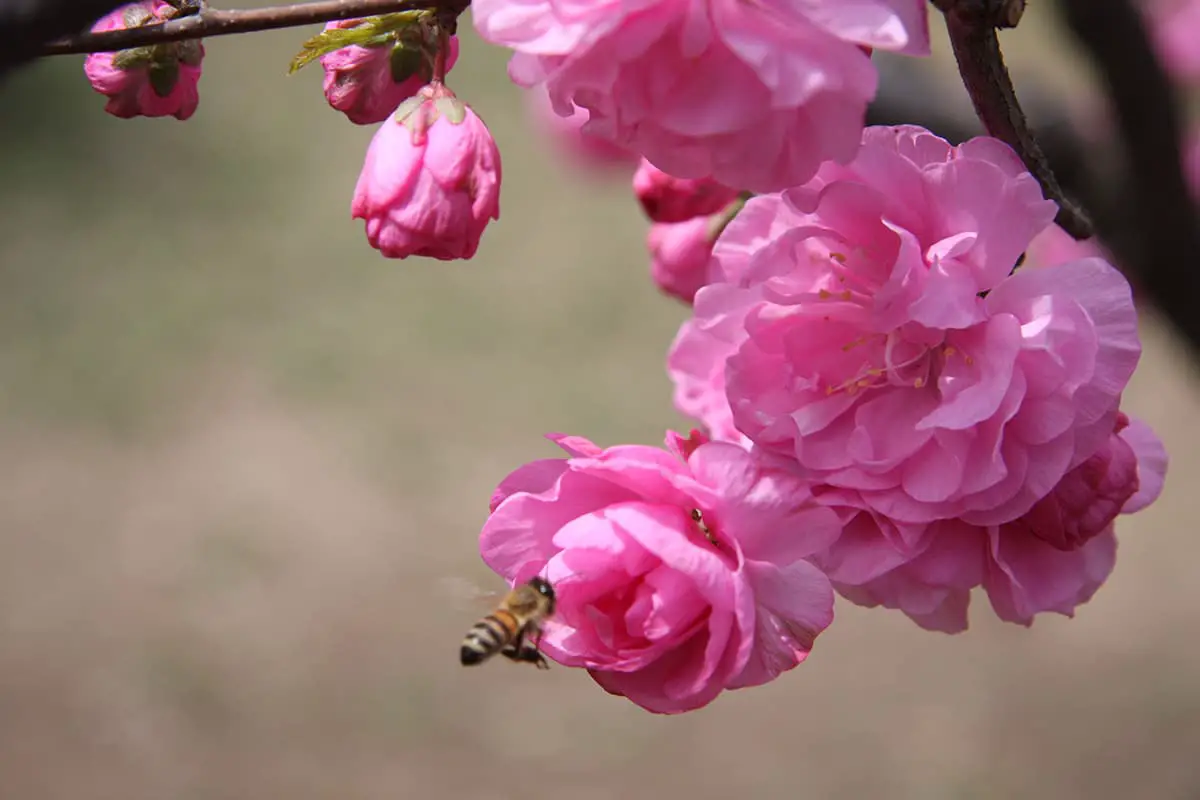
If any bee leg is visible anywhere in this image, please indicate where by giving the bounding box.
[529,627,550,670]
[501,630,550,670]
[499,626,527,663]
[513,645,549,670]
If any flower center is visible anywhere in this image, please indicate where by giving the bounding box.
[798,245,977,398]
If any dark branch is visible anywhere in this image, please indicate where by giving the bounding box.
[0,0,126,72]
[1059,0,1200,360]
[37,0,468,55]
[931,0,1093,239]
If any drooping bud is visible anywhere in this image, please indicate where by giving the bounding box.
[634,159,739,223]
[291,13,459,125]
[83,1,204,120]
[351,84,501,260]
[647,196,745,303]
[1022,414,1140,552]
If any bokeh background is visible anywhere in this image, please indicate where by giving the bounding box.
[0,4,1197,798]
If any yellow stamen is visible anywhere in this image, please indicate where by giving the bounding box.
[841,336,869,352]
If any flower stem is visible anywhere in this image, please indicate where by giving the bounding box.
[40,0,470,56]
[930,0,1093,240]
[431,23,449,83]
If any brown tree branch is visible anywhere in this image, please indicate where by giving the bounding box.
[930,0,1094,240]
[38,0,469,56]
[1058,0,1200,361]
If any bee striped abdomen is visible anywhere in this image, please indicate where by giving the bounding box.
[461,609,519,666]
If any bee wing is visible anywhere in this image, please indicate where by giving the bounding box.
[437,576,506,613]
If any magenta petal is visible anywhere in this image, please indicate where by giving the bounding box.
[688,442,842,561]
[489,458,567,512]
[729,558,834,689]
[546,432,604,457]
[480,469,637,580]
[984,525,1117,625]
[1119,416,1168,514]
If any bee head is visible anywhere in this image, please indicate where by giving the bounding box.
[528,576,556,614]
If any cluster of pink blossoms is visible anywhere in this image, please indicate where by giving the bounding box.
[79,0,1171,715]
[473,0,929,192]
[484,125,1167,714]
[84,6,500,261]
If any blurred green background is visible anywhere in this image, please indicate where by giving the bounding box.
[0,5,1196,799]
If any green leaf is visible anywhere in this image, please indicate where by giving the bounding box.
[111,46,155,71]
[287,11,429,75]
[388,43,422,84]
[122,5,153,27]
[393,94,426,125]
[434,96,466,125]
[148,60,180,98]
[176,39,203,67]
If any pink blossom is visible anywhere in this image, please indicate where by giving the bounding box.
[815,415,1167,632]
[634,160,739,224]
[1021,412,1141,552]
[352,85,501,260]
[526,85,638,171]
[481,432,839,714]
[1147,0,1200,84]
[1024,224,1110,269]
[83,2,203,120]
[320,22,460,125]
[473,0,930,193]
[668,126,1143,527]
[648,216,720,304]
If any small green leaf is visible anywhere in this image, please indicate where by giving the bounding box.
[434,96,466,125]
[388,43,422,84]
[286,11,429,75]
[393,94,426,124]
[707,194,749,241]
[175,39,203,67]
[111,46,155,71]
[122,5,153,27]
[148,60,180,98]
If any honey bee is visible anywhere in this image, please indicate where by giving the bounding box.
[459,576,556,670]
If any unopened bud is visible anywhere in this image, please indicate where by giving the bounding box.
[291,14,459,126]
[352,84,501,260]
[83,1,204,120]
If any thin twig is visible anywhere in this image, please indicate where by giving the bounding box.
[1059,0,1200,361]
[931,0,1093,239]
[39,0,468,55]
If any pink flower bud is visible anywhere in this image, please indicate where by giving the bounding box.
[320,20,460,125]
[83,2,204,120]
[647,216,719,304]
[1022,414,1141,552]
[634,159,740,223]
[352,86,502,260]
